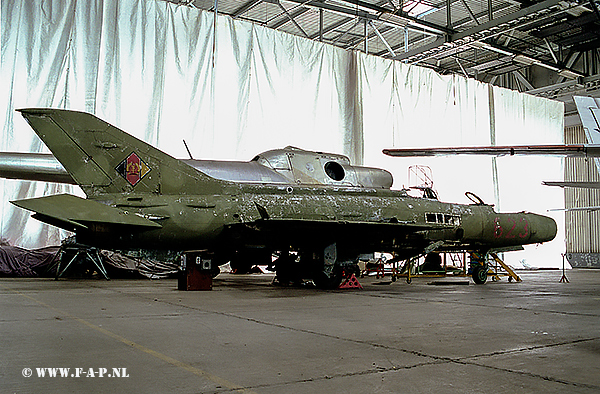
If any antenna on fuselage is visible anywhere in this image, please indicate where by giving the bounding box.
[183,140,194,160]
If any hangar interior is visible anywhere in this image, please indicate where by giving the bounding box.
[2,2,600,393]
[1,0,600,267]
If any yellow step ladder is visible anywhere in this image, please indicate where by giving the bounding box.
[489,252,522,282]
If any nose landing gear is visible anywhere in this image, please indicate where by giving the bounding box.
[470,251,489,284]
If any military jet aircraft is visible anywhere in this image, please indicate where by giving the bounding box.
[4,108,557,287]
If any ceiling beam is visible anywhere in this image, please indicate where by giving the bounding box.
[308,16,355,40]
[277,2,310,38]
[370,21,396,57]
[394,0,566,63]
[374,2,516,59]
[282,0,450,35]
[513,70,535,91]
[231,0,261,17]
[458,0,480,25]
[269,6,311,29]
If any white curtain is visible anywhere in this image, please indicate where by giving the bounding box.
[1,0,564,266]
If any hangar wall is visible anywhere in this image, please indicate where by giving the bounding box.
[1,0,564,266]
[564,125,600,267]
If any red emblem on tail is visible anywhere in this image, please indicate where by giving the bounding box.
[116,152,151,186]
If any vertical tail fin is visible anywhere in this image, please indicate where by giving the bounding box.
[18,109,223,196]
[574,96,600,176]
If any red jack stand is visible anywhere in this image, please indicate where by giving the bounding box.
[339,273,363,289]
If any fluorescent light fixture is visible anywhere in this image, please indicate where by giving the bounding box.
[558,69,584,79]
[469,41,514,56]
[329,0,378,14]
[514,54,536,66]
[402,0,437,18]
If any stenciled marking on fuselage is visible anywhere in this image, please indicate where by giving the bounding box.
[494,216,529,239]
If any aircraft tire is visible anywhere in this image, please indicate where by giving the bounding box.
[274,254,302,286]
[309,257,344,289]
[313,267,343,289]
[472,265,488,284]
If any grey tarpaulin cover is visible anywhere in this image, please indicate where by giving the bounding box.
[0,244,60,277]
[0,243,178,279]
[99,250,179,279]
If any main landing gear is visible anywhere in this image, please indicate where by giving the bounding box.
[272,244,359,289]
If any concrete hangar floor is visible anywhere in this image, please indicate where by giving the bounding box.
[1,270,599,393]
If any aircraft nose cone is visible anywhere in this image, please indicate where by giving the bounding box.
[529,214,557,243]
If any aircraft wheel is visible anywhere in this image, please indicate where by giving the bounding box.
[274,254,301,286]
[312,264,343,289]
[472,265,488,284]
[313,271,342,289]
